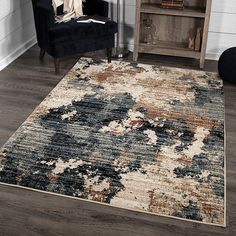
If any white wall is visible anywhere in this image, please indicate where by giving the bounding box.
[0,0,36,71]
[109,0,236,60]
[207,0,236,59]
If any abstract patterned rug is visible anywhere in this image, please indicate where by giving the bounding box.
[0,58,225,226]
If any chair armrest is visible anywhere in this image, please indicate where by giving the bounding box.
[83,0,109,17]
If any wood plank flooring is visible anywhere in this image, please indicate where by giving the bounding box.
[0,45,235,236]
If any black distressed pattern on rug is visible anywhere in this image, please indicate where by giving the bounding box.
[0,58,225,225]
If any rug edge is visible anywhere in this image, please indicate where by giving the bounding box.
[0,58,226,228]
[0,181,226,227]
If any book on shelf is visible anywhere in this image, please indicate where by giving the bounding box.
[160,0,184,10]
[77,15,110,24]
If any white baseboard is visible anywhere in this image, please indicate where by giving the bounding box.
[205,52,221,61]
[0,35,37,71]
[0,38,219,72]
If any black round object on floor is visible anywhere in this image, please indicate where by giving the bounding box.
[218,47,236,83]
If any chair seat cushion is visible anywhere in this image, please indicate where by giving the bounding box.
[49,19,118,43]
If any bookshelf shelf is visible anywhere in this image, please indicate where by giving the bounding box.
[140,4,206,18]
[133,0,212,68]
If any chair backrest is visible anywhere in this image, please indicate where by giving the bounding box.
[83,0,108,17]
[31,0,55,50]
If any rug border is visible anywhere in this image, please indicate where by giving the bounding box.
[0,181,226,227]
[0,58,226,227]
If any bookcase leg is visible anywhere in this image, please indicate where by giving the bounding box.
[200,58,205,69]
[133,51,138,61]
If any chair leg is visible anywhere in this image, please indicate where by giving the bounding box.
[39,49,45,61]
[54,58,60,75]
[106,48,112,63]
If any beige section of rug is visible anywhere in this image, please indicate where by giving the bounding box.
[0,58,225,226]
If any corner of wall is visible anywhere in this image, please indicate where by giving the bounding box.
[0,35,37,71]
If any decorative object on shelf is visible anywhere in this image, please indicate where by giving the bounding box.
[161,0,184,10]
[152,26,159,45]
[188,27,202,51]
[188,37,195,50]
[194,27,202,51]
[0,57,225,227]
[142,16,155,44]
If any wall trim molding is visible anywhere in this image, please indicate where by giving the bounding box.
[0,38,220,72]
[205,52,221,61]
[0,34,37,71]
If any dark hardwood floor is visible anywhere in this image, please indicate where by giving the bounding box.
[0,45,235,236]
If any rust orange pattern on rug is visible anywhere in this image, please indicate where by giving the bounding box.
[0,58,225,226]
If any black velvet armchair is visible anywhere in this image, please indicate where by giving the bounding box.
[31,0,118,73]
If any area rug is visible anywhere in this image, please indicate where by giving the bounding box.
[0,58,225,226]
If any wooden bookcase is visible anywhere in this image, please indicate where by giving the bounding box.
[133,0,212,68]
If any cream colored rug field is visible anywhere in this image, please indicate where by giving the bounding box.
[0,58,225,226]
